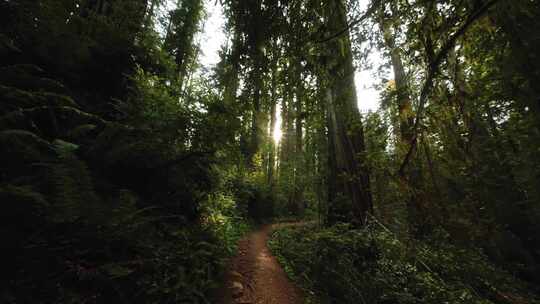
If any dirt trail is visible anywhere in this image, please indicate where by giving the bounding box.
[217,223,304,304]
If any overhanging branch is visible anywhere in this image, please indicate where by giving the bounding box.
[398,0,501,176]
[316,0,382,44]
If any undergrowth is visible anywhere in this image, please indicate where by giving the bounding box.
[0,59,252,303]
[269,223,540,304]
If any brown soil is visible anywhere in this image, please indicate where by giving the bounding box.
[216,223,304,304]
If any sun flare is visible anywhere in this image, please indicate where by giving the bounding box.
[272,125,282,143]
[272,105,283,143]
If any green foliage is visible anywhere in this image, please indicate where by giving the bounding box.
[163,0,204,77]
[200,192,251,255]
[0,124,247,303]
[0,129,56,178]
[121,66,191,143]
[0,9,247,302]
[226,169,276,222]
[2,0,540,301]
[0,123,234,303]
[269,224,540,304]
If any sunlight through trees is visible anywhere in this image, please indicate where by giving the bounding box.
[1,0,539,302]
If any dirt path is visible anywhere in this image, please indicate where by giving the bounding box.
[216,223,304,304]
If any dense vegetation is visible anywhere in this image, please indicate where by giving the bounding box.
[1,0,539,303]
[270,223,539,303]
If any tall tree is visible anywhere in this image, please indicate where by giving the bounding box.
[379,1,431,237]
[164,0,203,89]
[321,0,373,226]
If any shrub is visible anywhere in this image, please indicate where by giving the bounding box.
[269,223,539,304]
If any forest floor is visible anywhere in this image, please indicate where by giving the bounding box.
[216,223,305,304]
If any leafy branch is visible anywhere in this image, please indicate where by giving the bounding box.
[398,0,501,177]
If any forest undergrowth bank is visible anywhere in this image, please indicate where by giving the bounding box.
[269,223,540,304]
[0,1,271,302]
[0,59,255,302]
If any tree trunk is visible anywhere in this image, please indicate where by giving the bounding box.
[293,63,305,214]
[380,5,430,238]
[245,0,267,169]
[324,0,373,226]
[224,31,241,107]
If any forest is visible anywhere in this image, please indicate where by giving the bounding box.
[1,0,539,303]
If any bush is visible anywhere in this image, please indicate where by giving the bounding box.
[228,171,275,222]
[200,192,251,255]
[0,63,246,303]
[269,223,540,304]
[0,130,237,303]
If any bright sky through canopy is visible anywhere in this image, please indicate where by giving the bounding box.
[197,0,383,143]
[199,0,227,67]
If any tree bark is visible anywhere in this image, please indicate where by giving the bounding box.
[324,0,373,226]
[380,4,430,238]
